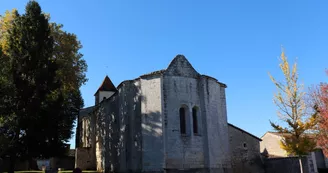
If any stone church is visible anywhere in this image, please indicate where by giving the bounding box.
[75,55,264,173]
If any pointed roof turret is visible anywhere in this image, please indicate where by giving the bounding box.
[94,76,117,96]
[164,54,200,78]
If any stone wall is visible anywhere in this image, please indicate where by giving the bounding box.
[75,147,96,170]
[104,91,120,172]
[163,75,204,170]
[95,103,107,171]
[163,55,205,171]
[119,80,143,172]
[94,90,119,172]
[199,76,231,170]
[77,106,95,148]
[75,106,96,170]
[264,157,309,173]
[92,80,144,173]
[228,124,264,173]
[161,55,232,172]
[76,54,264,173]
[141,76,163,172]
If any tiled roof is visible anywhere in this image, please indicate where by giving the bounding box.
[102,55,227,95]
[140,69,166,78]
[94,76,117,95]
[202,75,227,88]
[228,123,262,141]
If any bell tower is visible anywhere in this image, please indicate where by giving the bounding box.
[94,75,117,104]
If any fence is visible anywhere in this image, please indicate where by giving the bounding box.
[58,171,102,173]
[264,156,309,173]
[2,170,102,173]
[3,171,45,173]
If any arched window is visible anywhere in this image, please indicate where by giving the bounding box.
[192,107,198,134]
[179,107,186,134]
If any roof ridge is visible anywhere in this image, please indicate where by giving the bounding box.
[228,123,262,141]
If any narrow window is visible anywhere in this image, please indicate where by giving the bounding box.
[192,107,198,134]
[179,107,186,134]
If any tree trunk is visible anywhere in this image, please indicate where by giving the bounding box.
[9,129,20,173]
[8,154,16,173]
[299,157,303,173]
[0,158,3,173]
[28,158,39,170]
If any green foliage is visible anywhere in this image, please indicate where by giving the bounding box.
[4,0,59,159]
[49,21,87,90]
[0,0,87,160]
[0,9,19,55]
[269,49,318,156]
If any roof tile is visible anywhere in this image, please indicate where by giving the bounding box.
[94,76,117,95]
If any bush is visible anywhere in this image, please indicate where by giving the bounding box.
[318,168,328,173]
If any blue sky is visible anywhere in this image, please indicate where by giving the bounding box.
[1,0,328,149]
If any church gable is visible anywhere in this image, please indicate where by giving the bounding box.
[164,54,200,78]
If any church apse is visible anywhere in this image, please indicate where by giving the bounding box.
[76,54,264,173]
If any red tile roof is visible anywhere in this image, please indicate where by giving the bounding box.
[94,76,117,95]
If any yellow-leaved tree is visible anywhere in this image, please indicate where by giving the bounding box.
[0,9,18,54]
[0,9,18,159]
[269,48,318,173]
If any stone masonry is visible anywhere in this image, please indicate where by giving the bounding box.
[75,55,264,173]
[228,124,264,173]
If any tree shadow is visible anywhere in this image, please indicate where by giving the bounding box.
[75,106,97,170]
[94,79,163,172]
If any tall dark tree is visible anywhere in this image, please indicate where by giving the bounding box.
[0,46,16,158]
[5,0,59,167]
[0,1,87,170]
